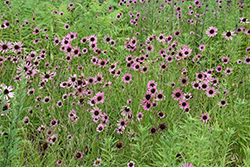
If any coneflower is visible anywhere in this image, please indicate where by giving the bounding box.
[127,161,135,167]
[222,30,236,40]
[123,73,132,83]
[172,88,183,101]
[93,158,102,166]
[23,116,30,125]
[200,113,210,124]
[206,26,218,37]
[115,141,124,149]
[75,151,84,160]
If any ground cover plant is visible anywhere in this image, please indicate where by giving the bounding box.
[0,0,250,166]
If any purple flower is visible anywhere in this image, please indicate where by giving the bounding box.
[127,161,135,167]
[200,113,210,124]
[179,162,195,167]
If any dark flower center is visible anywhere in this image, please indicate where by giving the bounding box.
[94,111,99,116]
[145,95,151,100]
[150,127,157,133]
[176,92,181,97]
[3,105,7,111]
[2,44,7,50]
[203,115,207,120]
[3,89,9,95]
[226,32,231,37]
[76,153,81,158]
[67,47,72,52]
[116,142,123,149]
[45,74,50,78]
[159,123,166,130]
[129,163,133,167]
[52,137,56,142]
[209,90,214,94]
[14,45,19,49]
[97,96,102,101]
[202,84,207,89]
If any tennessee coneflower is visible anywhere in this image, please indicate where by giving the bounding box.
[201,81,209,90]
[174,29,181,37]
[37,125,46,131]
[127,161,135,167]
[179,99,189,109]
[183,93,192,100]
[91,107,102,118]
[158,122,167,131]
[64,24,70,30]
[218,99,227,107]
[240,17,249,24]
[206,87,217,97]
[147,80,157,88]
[224,68,233,75]
[50,119,58,127]
[244,55,250,64]
[43,96,51,103]
[200,113,210,123]
[146,44,154,52]
[155,90,165,101]
[184,106,191,113]
[115,141,124,149]
[0,84,15,100]
[142,101,152,111]
[180,77,189,86]
[116,126,125,134]
[75,151,84,160]
[93,158,102,166]
[89,34,98,44]
[96,124,105,132]
[136,112,144,121]
[123,73,132,83]
[12,41,23,52]
[222,30,236,40]
[0,40,12,54]
[179,162,195,167]
[27,88,35,96]
[157,111,165,119]
[46,129,53,136]
[149,126,157,134]
[94,92,105,104]
[121,106,132,117]
[23,116,30,125]
[117,118,128,129]
[221,57,229,64]
[216,65,223,72]
[33,26,40,35]
[199,44,206,51]
[172,88,183,100]
[57,159,62,165]
[206,26,218,37]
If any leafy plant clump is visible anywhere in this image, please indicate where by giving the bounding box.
[0,0,250,166]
